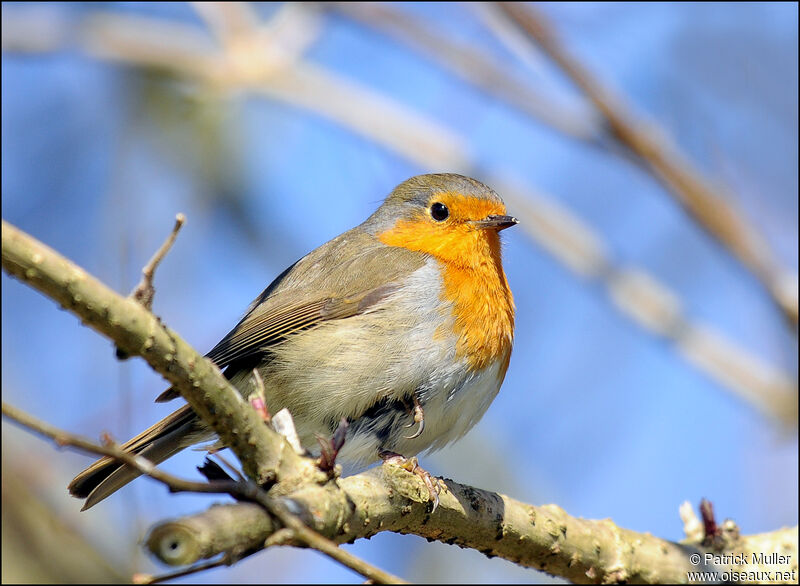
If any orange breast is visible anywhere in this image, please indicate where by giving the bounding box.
[378,211,514,373]
[439,237,514,372]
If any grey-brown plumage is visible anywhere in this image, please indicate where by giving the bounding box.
[68,173,515,510]
[68,232,424,509]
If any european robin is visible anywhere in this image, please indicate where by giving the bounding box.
[69,173,517,510]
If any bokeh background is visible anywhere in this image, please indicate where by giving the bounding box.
[2,2,797,583]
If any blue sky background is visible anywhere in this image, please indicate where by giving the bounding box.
[2,2,797,583]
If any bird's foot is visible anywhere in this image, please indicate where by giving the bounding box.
[379,450,441,512]
[403,394,425,439]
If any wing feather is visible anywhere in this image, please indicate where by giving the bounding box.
[155,231,426,403]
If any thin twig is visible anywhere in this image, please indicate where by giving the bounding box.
[130,213,186,310]
[1,400,407,585]
[1,401,229,496]
[496,2,798,328]
[132,555,233,585]
[246,491,408,585]
[3,217,306,488]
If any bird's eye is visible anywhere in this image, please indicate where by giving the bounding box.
[430,202,449,221]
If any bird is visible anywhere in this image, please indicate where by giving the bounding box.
[69,173,517,510]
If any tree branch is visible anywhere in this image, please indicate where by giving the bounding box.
[1,218,324,492]
[2,218,797,583]
[1,400,406,585]
[496,2,798,329]
[325,2,602,142]
[130,212,186,311]
[2,401,231,497]
[144,469,798,584]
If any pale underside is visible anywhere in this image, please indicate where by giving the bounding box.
[195,258,506,467]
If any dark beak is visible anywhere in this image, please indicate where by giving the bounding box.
[474,215,518,231]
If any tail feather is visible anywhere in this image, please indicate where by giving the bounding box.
[68,404,202,510]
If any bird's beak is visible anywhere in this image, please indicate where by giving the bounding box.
[473,215,518,231]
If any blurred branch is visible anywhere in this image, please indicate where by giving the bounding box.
[1,401,406,585]
[77,7,471,169]
[494,176,798,425]
[190,1,261,49]
[191,2,324,84]
[1,5,795,421]
[132,556,234,585]
[324,2,602,142]
[0,4,71,52]
[1,443,127,583]
[495,2,799,329]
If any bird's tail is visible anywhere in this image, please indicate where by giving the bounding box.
[68,404,203,510]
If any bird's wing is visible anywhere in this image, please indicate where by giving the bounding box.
[203,282,399,367]
[156,230,426,402]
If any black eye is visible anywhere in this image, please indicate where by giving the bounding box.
[430,202,449,221]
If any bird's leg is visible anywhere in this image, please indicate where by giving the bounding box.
[316,418,349,474]
[403,393,425,439]
[379,450,441,512]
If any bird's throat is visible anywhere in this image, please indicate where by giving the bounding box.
[378,217,515,374]
[439,244,515,373]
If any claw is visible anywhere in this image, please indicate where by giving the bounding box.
[404,416,424,439]
[404,394,425,439]
[420,470,440,513]
[379,451,441,512]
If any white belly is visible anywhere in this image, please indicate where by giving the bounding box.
[337,358,505,467]
[231,258,508,469]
